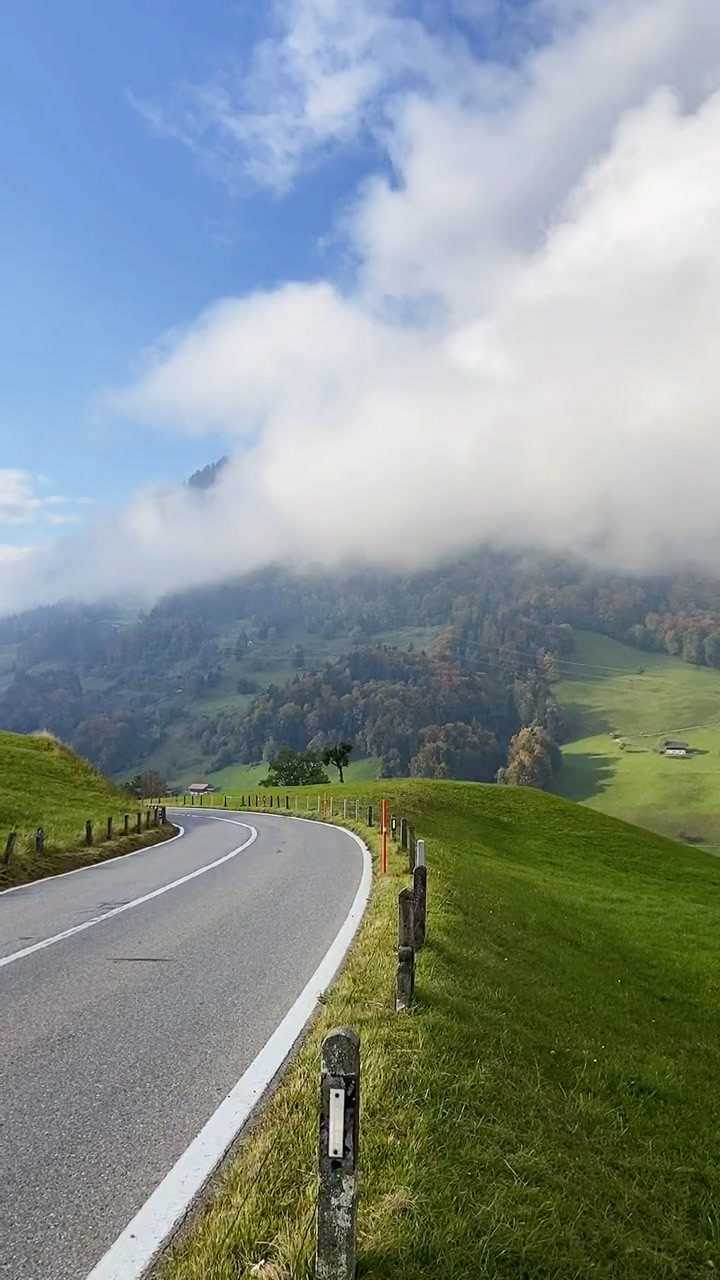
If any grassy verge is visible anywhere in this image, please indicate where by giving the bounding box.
[159,780,720,1280]
[0,823,179,891]
[0,729,177,889]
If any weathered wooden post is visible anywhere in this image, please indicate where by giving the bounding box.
[107,816,113,841]
[286,794,290,809]
[396,888,415,1012]
[35,827,45,856]
[3,831,16,865]
[199,795,204,808]
[160,805,167,823]
[145,809,151,830]
[315,1027,360,1280]
[224,795,228,808]
[367,804,373,827]
[407,824,416,871]
[123,814,129,836]
[191,794,195,806]
[183,794,187,806]
[86,819,94,847]
[135,812,142,834]
[413,839,427,949]
[400,818,408,851]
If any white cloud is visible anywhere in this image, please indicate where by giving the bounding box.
[130,0,477,192]
[4,0,720,613]
[0,544,32,566]
[0,470,68,527]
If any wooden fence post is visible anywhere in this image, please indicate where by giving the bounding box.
[35,827,45,856]
[407,824,416,871]
[124,814,129,836]
[396,888,415,1012]
[400,818,408,851]
[367,805,373,827]
[315,1028,360,1280]
[85,819,93,847]
[413,857,427,950]
[107,817,113,841]
[3,831,16,865]
[286,794,290,809]
[224,795,228,808]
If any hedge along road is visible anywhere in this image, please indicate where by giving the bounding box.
[0,809,369,1280]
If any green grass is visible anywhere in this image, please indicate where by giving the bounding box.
[161,780,720,1279]
[554,631,720,845]
[0,730,173,889]
[206,756,381,792]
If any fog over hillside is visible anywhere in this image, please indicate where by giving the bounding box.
[3,0,720,615]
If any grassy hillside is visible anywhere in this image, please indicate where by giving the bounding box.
[163,781,720,1280]
[0,730,170,888]
[554,630,720,845]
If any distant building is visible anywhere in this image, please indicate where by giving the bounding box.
[187,781,215,794]
[660,739,690,752]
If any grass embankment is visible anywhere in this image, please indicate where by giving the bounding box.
[161,780,720,1280]
[554,630,720,845]
[0,730,174,890]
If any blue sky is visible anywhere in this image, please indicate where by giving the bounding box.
[0,0,378,542]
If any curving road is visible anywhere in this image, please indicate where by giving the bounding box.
[0,810,366,1280]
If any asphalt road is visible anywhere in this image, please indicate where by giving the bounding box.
[0,810,364,1280]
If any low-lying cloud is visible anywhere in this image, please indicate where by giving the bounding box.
[4,0,720,614]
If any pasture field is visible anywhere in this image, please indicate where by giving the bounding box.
[553,631,720,845]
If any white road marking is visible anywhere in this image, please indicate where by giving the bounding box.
[0,821,257,969]
[84,819,372,1280]
[0,822,188,898]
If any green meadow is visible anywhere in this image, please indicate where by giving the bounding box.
[554,631,720,846]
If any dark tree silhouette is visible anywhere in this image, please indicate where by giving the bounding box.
[322,741,354,783]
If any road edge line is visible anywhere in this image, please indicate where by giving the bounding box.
[0,823,257,968]
[0,823,187,898]
[83,820,372,1280]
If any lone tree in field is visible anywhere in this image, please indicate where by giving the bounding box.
[261,748,329,787]
[126,769,166,799]
[322,741,353,783]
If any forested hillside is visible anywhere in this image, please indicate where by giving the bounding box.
[3,547,720,784]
